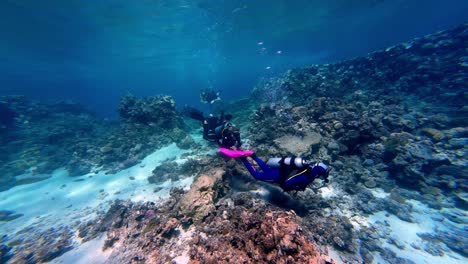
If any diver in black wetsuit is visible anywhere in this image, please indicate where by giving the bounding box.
[183,107,241,149]
[200,88,221,104]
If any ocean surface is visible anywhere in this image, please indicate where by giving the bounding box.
[0,1,467,263]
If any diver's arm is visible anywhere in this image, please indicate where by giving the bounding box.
[282,174,309,191]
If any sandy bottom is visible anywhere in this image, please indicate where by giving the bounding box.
[366,198,465,264]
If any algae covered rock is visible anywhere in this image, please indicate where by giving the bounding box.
[177,168,225,222]
[274,132,322,155]
[118,94,180,129]
[190,195,337,264]
[421,128,445,141]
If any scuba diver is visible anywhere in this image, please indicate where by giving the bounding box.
[200,88,221,104]
[183,106,241,149]
[220,148,330,192]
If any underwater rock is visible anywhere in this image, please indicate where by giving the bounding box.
[359,246,374,264]
[441,209,467,224]
[149,157,210,185]
[274,132,322,155]
[418,227,468,257]
[177,168,226,222]
[100,144,114,153]
[0,210,23,222]
[118,94,181,129]
[363,179,377,188]
[189,192,337,264]
[326,141,340,151]
[380,248,416,264]
[66,160,93,176]
[421,128,445,141]
[303,213,358,253]
[447,137,468,149]
[8,226,74,263]
[82,187,336,263]
[387,236,405,250]
[453,192,468,210]
[423,242,445,257]
[0,244,12,263]
[445,127,468,138]
[149,161,180,184]
[176,134,197,149]
[438,230,468,257]
[382,199,413,222]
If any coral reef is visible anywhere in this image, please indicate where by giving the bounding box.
[190,193,334,264]
[248,25,467,195]
[78,168,336,264]
[7,226,75,263]
[243,24,467,263]
[0,94,190,191]
[148,155,207,185]
[0,243,12,263]
[2,24,467,264]
[118,94,181,129]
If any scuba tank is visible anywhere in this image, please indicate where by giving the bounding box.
[266,157,310,169]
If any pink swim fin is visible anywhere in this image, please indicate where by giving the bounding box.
[219,148,254,158]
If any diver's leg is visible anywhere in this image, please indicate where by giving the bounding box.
[250,154,270,171]
[240,157,271,181]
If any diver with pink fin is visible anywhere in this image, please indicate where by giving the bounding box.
[183,105,330,192]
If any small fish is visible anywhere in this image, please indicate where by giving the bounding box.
[257,42,264,45]
[276,50,282,54]
[265,66,271,70]
[232,5,247,13]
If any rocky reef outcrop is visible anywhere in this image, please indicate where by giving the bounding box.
[250,24,467,194]
[2,24,467,264]
[245,24,467,263]
[78,165,336,264]
[118,94,182,129]
[0,94,191,191]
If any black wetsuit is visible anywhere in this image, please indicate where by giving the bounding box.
[185,107,240,148]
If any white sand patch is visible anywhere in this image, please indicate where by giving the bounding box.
[50,235,112,264]
[365,200,466,264]
[371,188,389,199]
[0,143,191,236]
[349,214,368,230]
[327,246,346,264]
[171,227,196,264]
[319,185,337,199]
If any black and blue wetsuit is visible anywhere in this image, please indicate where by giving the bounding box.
[239,154,329,191]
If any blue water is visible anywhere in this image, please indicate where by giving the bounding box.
[1,0,467,117]
[1,2,468,263]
